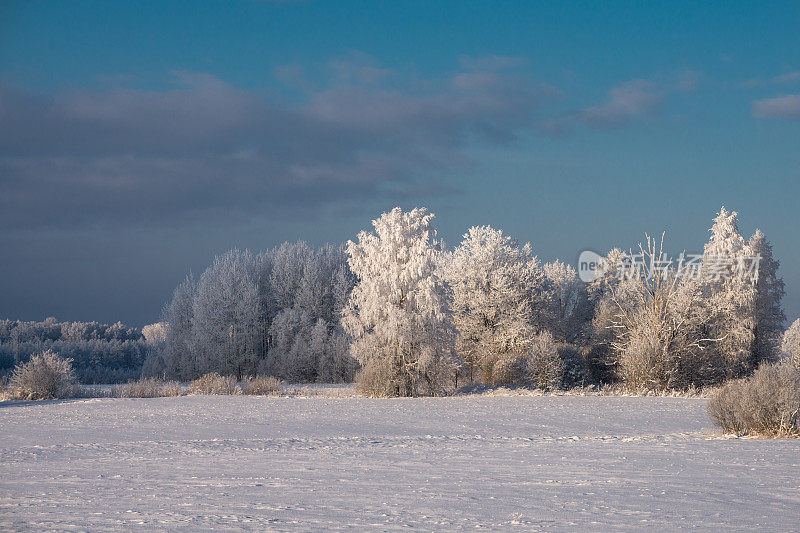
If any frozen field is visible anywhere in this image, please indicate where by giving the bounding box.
[1,395,799,531]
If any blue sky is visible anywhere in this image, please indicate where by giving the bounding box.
[1,1,799,326]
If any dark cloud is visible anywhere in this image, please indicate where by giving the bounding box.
[752,94,800,120]
[0,56,550,230]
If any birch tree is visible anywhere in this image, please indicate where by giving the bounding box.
[161,274,197,379]
[192,250,260,379]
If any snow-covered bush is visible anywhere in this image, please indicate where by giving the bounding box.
[483,332,567,390]
[585,294,620,383]
[557,343,589,387]
[188,373,241,395]
[112,377,182,398]
[524,331,564,390]
[8,350,78,400]
[615,320,677,391]
[241,375,282,395]
[782,319,800,369]
[354,358,399,397]
[606,236,712,391]
[708,363,800,437]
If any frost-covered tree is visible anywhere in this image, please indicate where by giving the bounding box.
[261,243,354,382]
[315,327,355,383]
[701,207,757,378]
[609,235,716,390]
[142,322,168,345]
[524,331,564,390]
[543,260,590,344]
[332,263,356,316]
[265,308,314,381]
[269,241,313,311]
[585,248,629,381]
[441,225,544,385]
[295,244,346,320]
[746,230,785,365]
[343,207,456,396]
[782,319,800,368]
[253,251,276,361]
[159,274,197,379]
[310,318,333,382]
[155,240,355,383]
[586,248,628,305]
[192,250,261,379]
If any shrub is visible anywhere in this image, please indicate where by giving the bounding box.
[355,359,403,397]
[112,377,183,398]
[558,343,590,388]
[616,326,676,391]
[524,332,564,390]
[188,372,241,395]
[474,333,569,391]
[355,355,454,397]
[8,350,78,400]
[708,363,800,437]
[241,376,282,395]
[489,354,525,387]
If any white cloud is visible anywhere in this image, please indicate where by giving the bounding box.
[581,79,662,127]
[752,94,800,120]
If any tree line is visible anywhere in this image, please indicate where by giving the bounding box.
[2,206,792,395]
[148,205,790,396]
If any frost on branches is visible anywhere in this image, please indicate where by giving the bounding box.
[441,225,544,385]
[782,319,800,368]
[140,204,789,396]
[701,207,757,378]
[342,207,456,397]
[748,229,786,365]
[151,242,356,383]
[589,207,788,390]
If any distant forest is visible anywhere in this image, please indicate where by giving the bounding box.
[0,318,152,383]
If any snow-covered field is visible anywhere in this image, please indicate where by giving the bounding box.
[1,395,798,531]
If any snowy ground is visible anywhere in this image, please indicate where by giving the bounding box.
[1,395,798,531]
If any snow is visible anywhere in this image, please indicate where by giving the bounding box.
[1,395,799,530]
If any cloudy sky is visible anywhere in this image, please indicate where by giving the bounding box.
[1,1,799,326]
